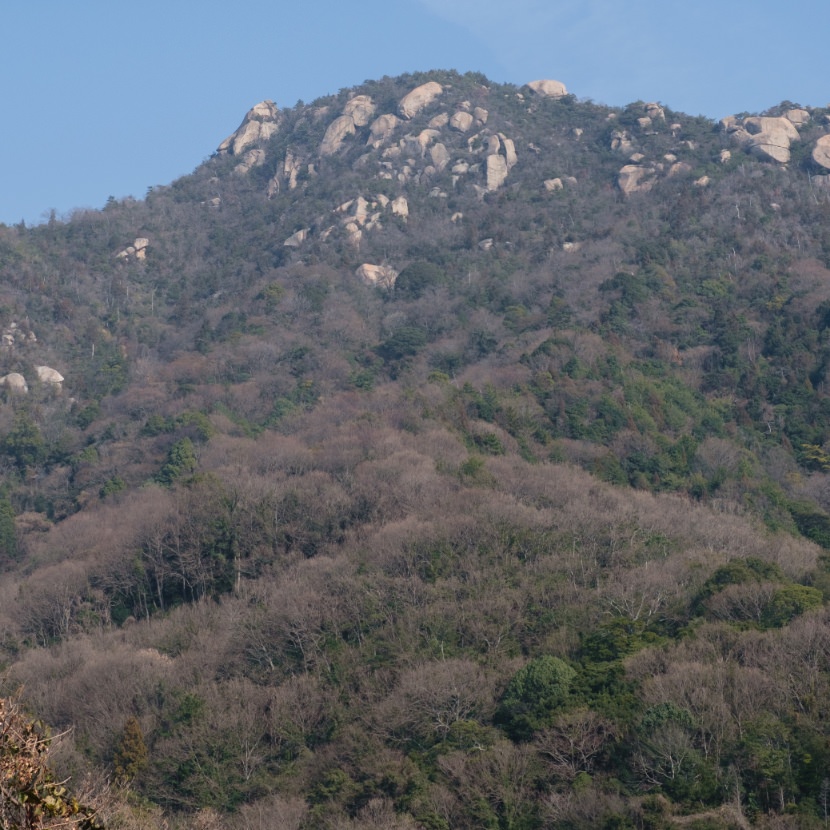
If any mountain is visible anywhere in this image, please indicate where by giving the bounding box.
[3,69,830,828]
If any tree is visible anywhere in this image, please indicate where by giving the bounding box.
[156,437,197,485]
[0,490,18,562]
[495,656,577,741]
[112,716,148,782]
[2,411,46,474]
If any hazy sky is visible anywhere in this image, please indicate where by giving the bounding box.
[4,0,829,225]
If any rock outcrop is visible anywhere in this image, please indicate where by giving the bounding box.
[723,114,801,164]
[527,79,568,98]
[319,95,378,156]
[398,82,443,119]
[218,101,280,156]
[116,237,149,261]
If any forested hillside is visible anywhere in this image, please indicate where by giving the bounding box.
[3,70,830,828]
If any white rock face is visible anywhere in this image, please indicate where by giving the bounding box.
[527,79,568,98]
[36,366,63,386]
[428,113,449,129]
[218,100,280,156]
[813,135,830,170]
[356,264,398,288]
[398,82,443,119]
[544,178,563,191]
[473,107,489,125]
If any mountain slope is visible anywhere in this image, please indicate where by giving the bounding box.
[2,70,830,827]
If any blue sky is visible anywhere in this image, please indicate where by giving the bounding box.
[3,0,829,226]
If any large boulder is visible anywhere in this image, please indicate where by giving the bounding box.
[527,79,568,98]
[398,82,443,119]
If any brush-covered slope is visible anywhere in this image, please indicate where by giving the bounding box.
[2,70,830,827]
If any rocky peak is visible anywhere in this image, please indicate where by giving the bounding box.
[217,100,281,156]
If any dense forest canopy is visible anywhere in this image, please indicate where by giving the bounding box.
[3,69,830,827]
